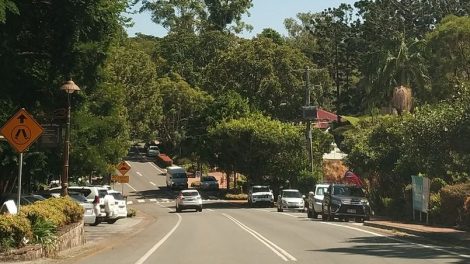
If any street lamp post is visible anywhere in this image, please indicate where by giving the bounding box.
[60,80,80,196]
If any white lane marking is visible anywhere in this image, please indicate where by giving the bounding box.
[137,199,145,203]
[254,209,271,213]
[149,181,156,186]
[280,212,299,218]
[149,162,164,173]
[321,222,470,259]
[127,201,133,205]
[126,183,137,191]
[206,209,214,212]
[149,198,157,202]
[134,213,182,264]
[223,213,296,262]
[136,171,143,177]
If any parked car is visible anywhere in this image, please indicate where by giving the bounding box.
[49,186,114,225]
[166,166,188,190]
[200,175,219,191]
[306,183,329,219]
[46,191,97,225]
[107,190,128,222]
[248,185,274,207]
[146,145,160,157]
[175,189,202,212]
[0,194,46,207]
[277,189,305,212]
[322,183,371,222]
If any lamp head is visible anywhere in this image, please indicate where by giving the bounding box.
[60,80,80,94]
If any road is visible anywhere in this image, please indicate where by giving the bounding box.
[53,151,469,264]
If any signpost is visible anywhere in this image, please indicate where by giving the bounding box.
[411,175,431,223]
[115,161,131,194]
[0,108,44,211]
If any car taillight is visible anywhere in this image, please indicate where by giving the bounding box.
[93,195,100,204]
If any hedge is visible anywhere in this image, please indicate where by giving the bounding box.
[439,183,470,228]
[0,196,84,251]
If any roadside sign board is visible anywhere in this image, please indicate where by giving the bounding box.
[111,175,129,183]
[117,161,131,175]
[0,108,44,153]
[411,175,430,213]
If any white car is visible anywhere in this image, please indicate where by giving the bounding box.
[248,185,274,207]
[277,189,305,212]
[107,190,128,221]
[175,190,202,212]
[306,184,329,219]
[49,192,97,225]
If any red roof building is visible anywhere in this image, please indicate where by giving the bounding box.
[314,108,340,129]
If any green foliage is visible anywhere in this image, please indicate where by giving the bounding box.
[0,214,32,251]
[440,183,470,227]
[224,193,248,200]
[0,0,19,24]
[20,197,83,228]
[31,218,57,251]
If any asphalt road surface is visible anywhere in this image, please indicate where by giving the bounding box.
[25,151,470,264]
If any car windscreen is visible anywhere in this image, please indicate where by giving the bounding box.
[334,186,365,197]
[111,192,124,200]
[253,187,270,193]
[283,191,301,198]
[316,187,327,195]
[172,173,187,179]
[98,190,108,198]
[182,191,199,197]
[202,176,216,182]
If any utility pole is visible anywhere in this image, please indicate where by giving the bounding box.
[304,67,314,175]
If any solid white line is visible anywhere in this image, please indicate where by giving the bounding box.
[279,212,299,218]
[134,213,182,264]
[136,172,143,177]
[149,162,164,173]
[126,183,137,191]
[206,209,214,212]
[321,222,470,259]
[223,213,296,261]
[253,209,271,213]
[149,182,156,186]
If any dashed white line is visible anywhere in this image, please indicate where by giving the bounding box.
[149,181,156,186]
[137,199,145,203]
[149,198,157,202]
[127,201,133,205]
[223,213,296,262]
[134,213,182,264]
[206,209,214,212]
[136,172,143,177]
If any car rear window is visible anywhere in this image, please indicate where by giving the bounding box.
[182,191,199,197]
[202,176,216,182]
[70,194,88,203]
[68,188,92,197]
[173,172,187,179]
[110,192,124,200]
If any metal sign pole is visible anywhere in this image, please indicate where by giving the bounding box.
[17,152,23,212]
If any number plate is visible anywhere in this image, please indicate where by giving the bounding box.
[347,209,356,213]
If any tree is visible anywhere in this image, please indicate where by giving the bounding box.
[204,37,324,121]
[103,43,163,141]
[0,0,18,23]
[140,0,252,34]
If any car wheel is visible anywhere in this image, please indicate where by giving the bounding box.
[198,206,202,212]
[307,209,312,218]
[176,204,182,212]
[90,219,101,226]
[355,217,364,223]
[312,210,318,219]
[277,206,283,212]
[344,217,350,222]
[107,219,118,224]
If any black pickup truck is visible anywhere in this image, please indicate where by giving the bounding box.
[322,184,371,222]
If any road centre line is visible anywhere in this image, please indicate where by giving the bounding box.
[136,171,143,177]
[134,213,182,264]
[149,182,156,186]
[223,213,296,262]
[321,222,470,259]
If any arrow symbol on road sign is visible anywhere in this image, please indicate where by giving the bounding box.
[17,114,27,124]
[15,129,28,140]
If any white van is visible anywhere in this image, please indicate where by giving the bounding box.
[166,166,188,190]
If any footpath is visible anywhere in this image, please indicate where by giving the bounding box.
[364,217,470,249]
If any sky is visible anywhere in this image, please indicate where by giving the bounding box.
[125,0,357,38]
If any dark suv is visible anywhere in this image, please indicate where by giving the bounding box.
[322,184,371,222]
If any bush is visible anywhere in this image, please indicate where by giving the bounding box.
[127,208,137,218]
[431,178,447,193]
[224,193,248,200]
[429,192,442,224]
[0,214,33,251]
[440,183,470,227]
[191,181,201,188]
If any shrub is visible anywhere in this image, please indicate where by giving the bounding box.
[224,193,248,200]
[463,196,470,230]
[127,208,137,218]
[0,214,33,251]
[429,192,442,224]
[31,218,57,251]
[191,181,201,188]
[20,197,83,228]
[440,183,470,227]
[431,178,447,193]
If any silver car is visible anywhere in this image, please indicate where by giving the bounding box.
[277,189,305,212]
[49,192,97,225]
[175,190,202,212]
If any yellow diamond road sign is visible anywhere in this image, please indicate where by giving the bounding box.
[0,108,44,153]
[117,161,131,175]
